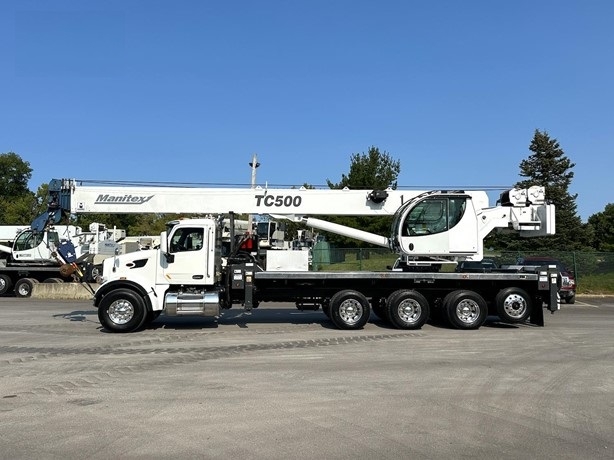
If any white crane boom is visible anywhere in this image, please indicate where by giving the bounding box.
[33,179,555,261]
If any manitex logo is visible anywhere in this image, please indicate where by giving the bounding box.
[95,194,154,204]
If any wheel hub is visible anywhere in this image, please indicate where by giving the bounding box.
[339,299,363,325]
[108,299,135,325]
[399,299,420,323]
[503,294,527,318]
[456,299,479,324]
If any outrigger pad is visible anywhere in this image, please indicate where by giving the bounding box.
[57,241,77,263]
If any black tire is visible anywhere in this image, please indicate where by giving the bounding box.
[565,294,576,304]
[43,277,64,283]
[444,290,488,330]
[495,287,532,323]
[97,288,148,333]
[329,290,370,330]
[14,278,38,298]
[0,274,13,296]
[386,289,430,330]
[370,297,389,323]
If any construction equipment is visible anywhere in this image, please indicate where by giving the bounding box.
[0,222,126,297]
[32,178,559,331]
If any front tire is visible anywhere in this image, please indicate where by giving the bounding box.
[444,290,487,330]
[386,290,430,330]
[329,290,370,330]
[496,287,531,323]
[98,288,148,333]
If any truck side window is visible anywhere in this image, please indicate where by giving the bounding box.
[404,199,448,235]
[169,228,204,253]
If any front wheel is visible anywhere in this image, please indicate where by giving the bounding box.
[98,288,148,333]
[329,290,370,330]
[444,290,487,330]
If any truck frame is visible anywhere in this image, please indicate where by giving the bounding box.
[34,178,560,332]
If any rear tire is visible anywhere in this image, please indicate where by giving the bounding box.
[97,288,147,333]
[496,287,531,323]
[386,289,430,330]
[14,278,38,298]
[0,274,13,296]
[329,290,370,330]
[444,290,487,330]
[43,278,64,283]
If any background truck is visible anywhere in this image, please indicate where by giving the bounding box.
[0,222,127,297]
[34,178,560,332]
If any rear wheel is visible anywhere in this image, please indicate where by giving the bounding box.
[43,277,64,283]
[0,274,13,296]
[14,278,39,298]
[329,290,370,330]
[444,290,487,330]
[496,287,531,323]
[386,289,430,329]
[98,288,147,333]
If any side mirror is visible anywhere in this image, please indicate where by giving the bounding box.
[159,231,174,264]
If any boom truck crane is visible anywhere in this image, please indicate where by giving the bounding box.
[33,178,559,333]
[0,222,127,297]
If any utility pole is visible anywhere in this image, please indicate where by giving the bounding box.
[247,153,260,234]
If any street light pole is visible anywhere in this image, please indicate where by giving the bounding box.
[247,153,260,234]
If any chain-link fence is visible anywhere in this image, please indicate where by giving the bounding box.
[310,246,614,294]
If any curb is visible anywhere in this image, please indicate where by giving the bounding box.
[31,283,98,300]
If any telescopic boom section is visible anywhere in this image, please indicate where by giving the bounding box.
[33,179,555,260]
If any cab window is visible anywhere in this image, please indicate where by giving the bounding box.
[403,197,466,236]
[169,227,204,252]
[14,230,43,251]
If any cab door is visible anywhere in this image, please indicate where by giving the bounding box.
[162,224,216,286]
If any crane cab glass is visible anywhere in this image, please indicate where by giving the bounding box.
[402,197,466,236]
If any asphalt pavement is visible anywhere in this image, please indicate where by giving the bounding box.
[0,296,613,459]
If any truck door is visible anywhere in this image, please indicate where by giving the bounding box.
[390,194,479,257]
[163,225,214,285]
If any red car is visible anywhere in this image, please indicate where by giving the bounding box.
[518,257,576,304]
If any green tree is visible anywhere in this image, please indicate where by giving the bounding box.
[588,204,614,251]
[326,146,400,190]
[324,147,401,247]
[488,130,588,251]
[0,152,36,224]
[0,152,32,197]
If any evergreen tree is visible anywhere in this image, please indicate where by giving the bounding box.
[489,130,587,252]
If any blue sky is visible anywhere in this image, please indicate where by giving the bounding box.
[1,0,612,221]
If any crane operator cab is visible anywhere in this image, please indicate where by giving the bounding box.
[390,191,481,258]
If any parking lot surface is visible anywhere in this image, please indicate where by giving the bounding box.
[1,296,613,459]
